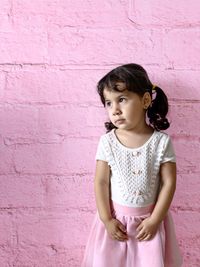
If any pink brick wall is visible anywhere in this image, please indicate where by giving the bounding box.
[0,1,199,266]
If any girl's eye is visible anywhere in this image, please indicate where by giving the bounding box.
[105,101,111,107]
[119,97,126,103]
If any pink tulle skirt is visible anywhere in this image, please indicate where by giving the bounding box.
[81,201,182,267]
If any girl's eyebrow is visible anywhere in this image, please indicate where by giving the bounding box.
[104,93,129,101]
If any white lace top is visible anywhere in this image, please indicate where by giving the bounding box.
[95,129,176,207]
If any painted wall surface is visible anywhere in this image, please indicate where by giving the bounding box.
[0,1,200,266]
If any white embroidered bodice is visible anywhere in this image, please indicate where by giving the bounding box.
[95,129,176,207]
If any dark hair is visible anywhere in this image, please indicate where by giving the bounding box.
[97,63,170,132]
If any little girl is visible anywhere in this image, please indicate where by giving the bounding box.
[81,63,182,267]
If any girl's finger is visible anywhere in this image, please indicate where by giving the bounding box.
[138,233,148,241]
[136,230,146,239]
[115,219,126,231]
[116,230,128,239]
[118,223,127,233]
[142,234,152,241]
[136,223,143,232]
[114,233,127,241]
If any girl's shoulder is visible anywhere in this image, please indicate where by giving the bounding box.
[155,130,173,143]
[155,130,171,140]
[150,130,174,150]
[98,129,114,141]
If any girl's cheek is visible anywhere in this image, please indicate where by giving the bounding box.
[109,112,113,119]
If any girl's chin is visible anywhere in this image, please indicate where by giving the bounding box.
[115,124,129,130]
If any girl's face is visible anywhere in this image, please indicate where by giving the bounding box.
[103,84,151,131]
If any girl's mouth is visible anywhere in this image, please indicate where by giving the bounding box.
[115,119,125,124]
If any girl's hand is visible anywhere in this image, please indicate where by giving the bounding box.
[136,217,159,241]
[104,218,128,242]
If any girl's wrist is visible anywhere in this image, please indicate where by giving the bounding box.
[149,214,162,225]
[100,216,113,225]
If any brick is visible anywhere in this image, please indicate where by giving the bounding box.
[163,29,200,69]
[173,212,200,267]
[173,139,200,173]
[13,138,98,174]
[167,102,200,137]
[147,69,200,101]
[37,104,106,136]
[38,105,73,137]
[0,105,38,138]
[0,246,13,267]
[48,28,163,65]
[0,72,6,101]
[26,105,105,140]
[0,213,13,245]
[5,70,103,104]
[0,0,12,32]
[44,175,96,209]
[128,0,200,26]
[0,104,107,144]
[6,71,61,103]
[0,31,48,64]
[0,136,14,174]
[13,0,130,29]
[8,246,52,267]
[173,211,200,240]
[0,0,11,14]
[173,173,200,210]
[10,246,83,267]
[16,208,94,248]
[0,175,45,208]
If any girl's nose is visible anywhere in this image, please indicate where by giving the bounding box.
[112,104,122,115]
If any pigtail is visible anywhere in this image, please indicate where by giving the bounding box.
[105,121,117,133]
[147,86,170,131]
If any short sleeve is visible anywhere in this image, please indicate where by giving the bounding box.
[95,136,108,162]
[161,136,176,163]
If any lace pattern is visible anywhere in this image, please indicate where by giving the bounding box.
[96,129,176,207]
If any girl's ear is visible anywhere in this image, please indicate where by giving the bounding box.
[142,92,151,109]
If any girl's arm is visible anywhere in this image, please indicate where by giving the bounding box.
[150,161,176,224]
[136,161,176,241]
[94,160,128,241]
[94,160,112,223]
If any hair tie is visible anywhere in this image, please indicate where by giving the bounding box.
[152,85,157,93]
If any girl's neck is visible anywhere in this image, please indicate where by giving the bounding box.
[116,125,154,137]
[114,125,155,149]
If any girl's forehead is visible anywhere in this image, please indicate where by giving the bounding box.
[103,82,128,98]
[103,87,129,99]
